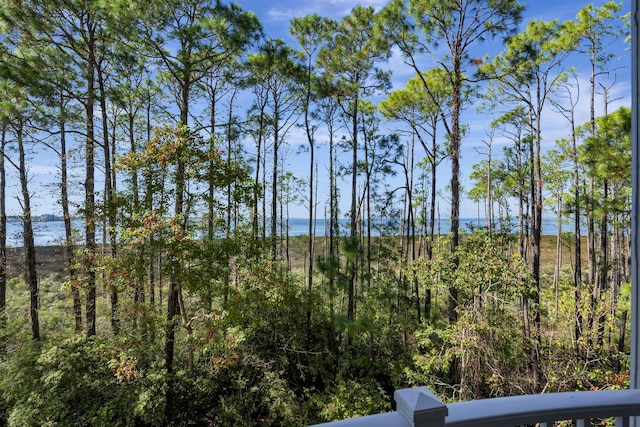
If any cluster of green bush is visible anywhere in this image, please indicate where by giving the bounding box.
[0,230,631,426]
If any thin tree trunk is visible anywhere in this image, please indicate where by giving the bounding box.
[178,287,194,377]
[428,126,437,261]
[98,69,119,335]
[486,142,493,234]
[15,124,39,340]
[329,119,337,323]
[618,309,628,353]
[405,135,420,323]
[0,122,5,334]
[572,117,583,359]
[347,95,359,323]
[554,197,562,319]
[128,109,140,210]
[165,85,189,374]
[586,179,596,347]
[262,131,267,242]
[165,171,183,374]
[597,180,608,346]
[128,106,145,329]
[60,102,81,332]
[531,101,543,393]
[364,131,372,290]
[610,209,622,348]
[586,48,597,349]
[85,57,97,337]
[307,130,314,341]
[252,94,267,242]
[271,108,279,260]
[144,85,155,322]
[223,90,237,308]
[448,73,462,325]
[203,85,218,311]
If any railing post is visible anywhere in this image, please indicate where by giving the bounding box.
[394,387,448,427]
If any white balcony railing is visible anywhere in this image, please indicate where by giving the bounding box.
[310,386,640,427]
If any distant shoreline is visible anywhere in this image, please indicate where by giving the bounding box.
[4,233,583,281]
[4,216,589,247]
[7,214,68,222]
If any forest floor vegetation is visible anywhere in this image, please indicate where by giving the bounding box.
[0,233,631,426]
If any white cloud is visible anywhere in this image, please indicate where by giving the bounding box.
[266,7,301,22]
[266,0,388,23]
[326,0,388,8]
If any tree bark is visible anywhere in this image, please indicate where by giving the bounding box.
[0,123,6,334]
[58,97,82,332]
[448,71,462,324]
[84,50,97,337]
[15,123,39,340]
[98,66,119,335]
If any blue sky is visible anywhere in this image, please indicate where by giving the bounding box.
[243,0,630,35]
[229,0,632,220]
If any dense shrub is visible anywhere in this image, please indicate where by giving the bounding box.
[0,335,139,426]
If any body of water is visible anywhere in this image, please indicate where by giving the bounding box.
[5,216,588,248]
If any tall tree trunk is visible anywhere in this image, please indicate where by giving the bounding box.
[208,85,217,242]
[424,122,438,322]
[597,86,612,348]
[586,43,598,350]
[586,178,596,347]
[409,160,420,323]
[15,124,39,340]
[165,170,183,375]
[128,109,140,210]
[85,56,97,337]
[223,92,236,307]
[59,100,81,332]
[571,113,583,359]
[596,180,608,346]
[0,123,6,334]
[165,85,189,374]
[486,142,493,233]
[554,196,562,318]
[204,84,218,311]
[610,208,622,348]
[305,112,315,343]
[403,135,420,322]
[428,123,438,261]
[448,71,462,324]
[618,309,628,353]
[144,92,156,320]
[364,134,372,290]
[271,107,279,260]
[252,96,266,242]
[347,96,359,323]
[127,104,145,328]
[98,68,119,335]
[262,133,267,242]
[531,101,543,393]
[329,119,337,323]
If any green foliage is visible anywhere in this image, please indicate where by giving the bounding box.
[580,106,631,210]
[0,0,633,424]
[320,377,391,421]
[1,336,141,426]
[408,231,535,399]
[544,342,630,392]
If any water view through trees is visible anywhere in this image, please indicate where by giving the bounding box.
[0,0,631,425]
[5,217,587,247]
